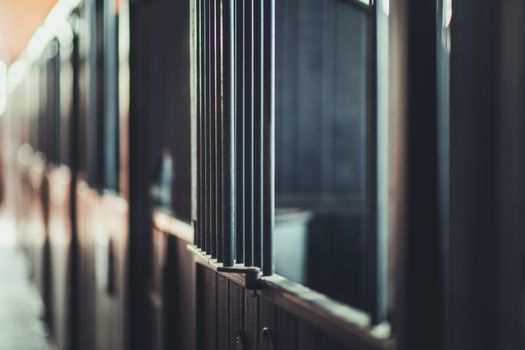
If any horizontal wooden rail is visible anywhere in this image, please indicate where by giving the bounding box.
[153,209,194,244]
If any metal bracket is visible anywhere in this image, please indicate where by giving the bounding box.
[217,265,262,290]
[188,245,262,289]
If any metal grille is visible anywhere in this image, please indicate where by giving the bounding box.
[195,0,275,275]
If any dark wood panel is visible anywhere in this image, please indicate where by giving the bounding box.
[275,0,298,194]
[229,282,245,349]
[275,307,298,350]
[197,264,217,350]
[217,275,229,350]
[149,228,165,350]
[294,0,325,194]
[244,290,259,350]
[320,336,349,350]
[258,297,276,349]
[276,0,369,199]
[190,253,391,350]
[165,234,196,350]
[296,321,320,350]
[196,263,206,350]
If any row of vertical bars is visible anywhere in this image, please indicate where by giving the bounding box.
[195,0,275,276]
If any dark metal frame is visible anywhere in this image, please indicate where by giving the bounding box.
[85,0,104,188]
[393,1,449,349]
[103,0,120,192]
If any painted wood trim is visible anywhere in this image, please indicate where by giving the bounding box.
[153,209,194,244]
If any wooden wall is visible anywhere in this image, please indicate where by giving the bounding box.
[154,225,392,350]
[193,259,391,350]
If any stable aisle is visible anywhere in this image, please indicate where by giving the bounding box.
[0,218,55,350]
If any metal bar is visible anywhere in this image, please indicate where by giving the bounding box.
[204,0,211,254]
[262,0,274,276]
[201,0,205,251]
[253,0,263,267]
[369,0,386,321]
[436,1,450,345]
[201,0,207,251]
[103,0,119,190]
[200,0,207,250]
[53,49,61,164]
[196,0,202,247]
[235,0,245,263]
[215,0,223,261]
[222,0,236,267]
[209,0,217,257]
[244,0,254,266]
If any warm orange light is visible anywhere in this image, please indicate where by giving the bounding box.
[0,0,57,63]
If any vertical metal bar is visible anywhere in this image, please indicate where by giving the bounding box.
[372,0,388,321]
[223,0,236,266]
[103,0,119,190]
[201,0,207,250]
[437,1,450,345]
[196,0,202,247]
[253,0,263,267]
[201,0,206,250]
[244,0,254,266]
[235,0,245,263]
[204,0,211,254]
[209,0,217,257]
[201,0,206,251]
[53,49,61,164]
[262,0,274,276]
[215,0,223,261]
[199,0,206,250]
